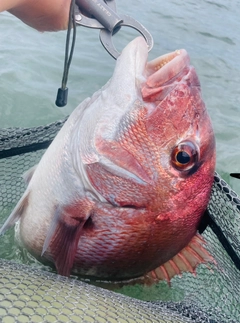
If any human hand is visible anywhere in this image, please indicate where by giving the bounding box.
[0,0,79,32]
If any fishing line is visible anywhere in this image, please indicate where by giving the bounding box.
[55,0,77,107]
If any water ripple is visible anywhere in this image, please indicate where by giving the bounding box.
[199,32,235,45]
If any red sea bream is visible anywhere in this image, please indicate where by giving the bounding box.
[0,37,216,283]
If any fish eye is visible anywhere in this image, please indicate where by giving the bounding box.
[171,141,199,171]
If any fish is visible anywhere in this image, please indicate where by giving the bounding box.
[0,37,216,283]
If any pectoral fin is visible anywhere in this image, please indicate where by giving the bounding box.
[22,165,38,184]
[146,234,216,285]
[0,193,29,235]
[0,166,37,235]
[42,199,94,277]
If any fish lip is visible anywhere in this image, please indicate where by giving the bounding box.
[144,49,190,88]
[141,49,191,102]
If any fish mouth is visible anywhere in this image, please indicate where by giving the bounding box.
[141,49,191,101]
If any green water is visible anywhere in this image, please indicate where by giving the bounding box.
[0,0,240,304]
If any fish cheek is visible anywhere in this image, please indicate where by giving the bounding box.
[86,163,151,208]
[173,167,214,229]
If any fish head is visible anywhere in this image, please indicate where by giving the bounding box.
[84,37,215,228]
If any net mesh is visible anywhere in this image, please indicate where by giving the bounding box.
[0,120,239,323]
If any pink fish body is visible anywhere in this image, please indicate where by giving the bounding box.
[0,37,216,282]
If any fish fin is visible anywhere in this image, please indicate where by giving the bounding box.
[146,234,216,285]
[22,164,38,184]
[0,193,29,235]
[42,199,94,277]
